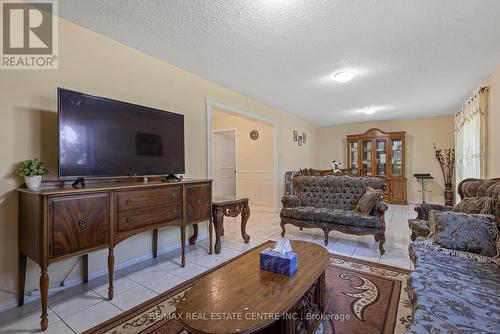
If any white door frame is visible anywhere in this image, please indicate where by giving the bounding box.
[212,128,238,197]
[206,97,279,212]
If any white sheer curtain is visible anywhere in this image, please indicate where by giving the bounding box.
[455,87,489,190]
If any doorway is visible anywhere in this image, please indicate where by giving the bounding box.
[207,99,278,212]
[213,129,237,197]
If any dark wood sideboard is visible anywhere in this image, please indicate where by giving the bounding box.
[16,178,212,330]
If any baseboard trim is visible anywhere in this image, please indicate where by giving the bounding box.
[0,235,208,313]
[249,204,275,212]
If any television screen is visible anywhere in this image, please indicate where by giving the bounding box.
[58,88,185,178]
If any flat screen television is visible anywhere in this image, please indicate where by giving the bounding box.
[58,88,185,179]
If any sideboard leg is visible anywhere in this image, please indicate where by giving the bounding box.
[188,224,198,245]
[82,254,88,283]
[180,226,186,267]
[208,217,213,255]
[40,266,49,331]
[152,229,158,258]
[241,202,251,243]
[17,252,27,306]
[107,248,114,300]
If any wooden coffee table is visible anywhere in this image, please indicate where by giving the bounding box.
[176,240,330,334]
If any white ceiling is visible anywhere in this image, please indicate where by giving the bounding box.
[58,0,500,126]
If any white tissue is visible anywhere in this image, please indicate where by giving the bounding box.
[273,239,293,255]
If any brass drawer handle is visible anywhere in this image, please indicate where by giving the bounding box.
[78,219,88,228]
[126,217,134,224]
[125,199,133,205]
[171,193,177,199]
[172,208,177,214]
[196,199,202,206]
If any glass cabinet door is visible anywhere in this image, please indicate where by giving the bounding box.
[362,140,372,175]
[349,141,359,175]
[376,139,387,176]
[391,139,403,176]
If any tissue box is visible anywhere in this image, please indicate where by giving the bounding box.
[259,248,298,276]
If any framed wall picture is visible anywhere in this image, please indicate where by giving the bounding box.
[293,130,298,142]
[298,135,303,146]
[302,132,307,143]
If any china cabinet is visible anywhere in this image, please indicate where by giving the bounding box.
[346,128,406,204]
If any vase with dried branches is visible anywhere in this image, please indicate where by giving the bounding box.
[433,144,455,206]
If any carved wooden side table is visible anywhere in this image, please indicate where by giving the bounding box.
[212,196,250,254]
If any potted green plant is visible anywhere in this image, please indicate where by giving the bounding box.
[17,159,49,190]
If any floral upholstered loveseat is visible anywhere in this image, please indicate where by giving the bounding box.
[280,175,388,254]
[406,178,500,333]
[409,178,500,240]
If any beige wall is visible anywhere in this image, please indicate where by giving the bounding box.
[211,109,275,210]
[318,115,455,203]
[487,66,500,178]
[0,19,319,306]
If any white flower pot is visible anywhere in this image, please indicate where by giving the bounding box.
[25,175,43,190]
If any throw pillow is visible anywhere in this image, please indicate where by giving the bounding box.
[452,196,495,215]
[355,187,383,216]
[428,210,498,257]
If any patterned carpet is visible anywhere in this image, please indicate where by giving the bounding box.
[84,246,412,334]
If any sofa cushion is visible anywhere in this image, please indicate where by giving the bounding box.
[428,211,498,257]
[281,206,380,228]
[355,187,383,216]
[407,241,500,334]
[452,196,495,214]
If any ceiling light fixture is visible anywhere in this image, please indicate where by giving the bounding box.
[360,106,380,115]
[333,70,357,83]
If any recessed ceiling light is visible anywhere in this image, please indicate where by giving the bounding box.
[357,106,381,115]
[333,70,357,83]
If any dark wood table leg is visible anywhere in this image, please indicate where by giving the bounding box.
[40,265,49,330]
[181,226,186,267]
[188,224,198,245]
[241,201,251,243]
[213,207,224,254]
[82,254,89,283]
[108,248,114,300]
[220,221,224,236]
[208,217,213,255]
[152,229,158,258]
[17,252,27,306]
[82,254,88,283]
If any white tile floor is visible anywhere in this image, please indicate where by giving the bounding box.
[0,204,415,333]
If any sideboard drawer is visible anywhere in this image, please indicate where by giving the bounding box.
[186,183,211,222]
[50,193,109,258]
[117,204,182,232]
[116,186,182,212]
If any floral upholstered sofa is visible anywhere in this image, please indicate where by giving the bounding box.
[407,240,499,333]
[280,175,388,254]
[406,178,500,333]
